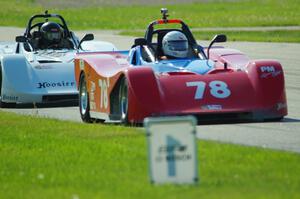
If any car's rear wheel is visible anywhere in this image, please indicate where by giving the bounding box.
[79,73,93,123]
[119,77,129,124]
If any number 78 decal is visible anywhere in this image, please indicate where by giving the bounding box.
[186,80,231,99]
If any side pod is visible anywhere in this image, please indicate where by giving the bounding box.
[126,67,163,122]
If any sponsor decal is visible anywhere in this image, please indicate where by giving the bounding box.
[260,66,275,73]
[34,65,53,69]
[37,81,75,89]
[89,81,96,110]
[276,102,287,111]
[2,94,18,101]
[201,104,222,110]
[79,59,85,70]
[115,58,128,66]
[260,66,282,78]
[38,51,66,57]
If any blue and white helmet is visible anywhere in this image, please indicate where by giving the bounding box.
[162,31,188,58]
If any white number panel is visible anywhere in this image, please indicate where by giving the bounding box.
[186,81,206,99]
[186,80,231,100]
[98,78,110,109]
[209,81,231,99]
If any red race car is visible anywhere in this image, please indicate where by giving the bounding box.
[74,9,287,124]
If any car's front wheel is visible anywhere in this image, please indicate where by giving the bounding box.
[79,73,93,123]
[119,77,129,124]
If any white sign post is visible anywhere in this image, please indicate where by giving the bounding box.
[144,116,198,184]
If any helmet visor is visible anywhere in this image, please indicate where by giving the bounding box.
[168,40,188,51]
[45,32,61,41]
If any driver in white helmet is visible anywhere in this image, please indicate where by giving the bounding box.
[161,31,189,60]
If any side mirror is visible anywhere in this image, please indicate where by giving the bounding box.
[16,36,27,43]
[212,34,227,43]
[133,38,147,48]
[78,33,94,49]
[207,34,227,59]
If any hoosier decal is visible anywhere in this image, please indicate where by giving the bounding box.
[37,81,75,89]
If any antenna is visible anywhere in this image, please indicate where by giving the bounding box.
[45,10,49,22]
[161,8,169,21]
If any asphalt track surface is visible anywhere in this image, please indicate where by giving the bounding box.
[1,28,300,153]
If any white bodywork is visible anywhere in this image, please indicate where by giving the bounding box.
[0,40,117,104]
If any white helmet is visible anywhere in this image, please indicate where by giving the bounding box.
[162,31,188,58]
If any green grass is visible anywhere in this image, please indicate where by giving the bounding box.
[0,111,300,199]
[0,0,299,30]
[0,0,299,42]
[120,29,300,43]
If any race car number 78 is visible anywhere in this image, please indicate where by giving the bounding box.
[99,78,110,109]
[186,80,231,99]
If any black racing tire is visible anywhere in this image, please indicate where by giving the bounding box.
[0,101,16,108]
[79,73,93,123]
[119,77,129,124]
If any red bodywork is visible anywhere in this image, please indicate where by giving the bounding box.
[74,46,287,123]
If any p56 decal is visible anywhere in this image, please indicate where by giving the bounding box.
[260,66,282,78]
[186,80,231,100]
